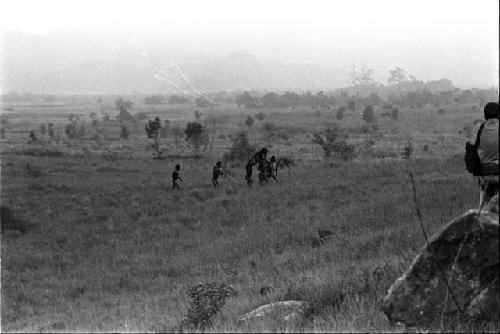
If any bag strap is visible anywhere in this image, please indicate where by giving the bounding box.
[474,121,485,148]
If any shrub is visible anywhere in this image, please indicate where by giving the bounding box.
[255,112,265,121]
[244,116,254,128]
[312,125,357,161]
[401,141,414,159]
[179,282,237,330]
[222,131,256,163]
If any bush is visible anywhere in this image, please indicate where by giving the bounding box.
[222,131,256,163]
[179,282,237,330]
[401,141,414,159]
[244,116,255,128]
[1,205,30,234]
[312,125,357,161]
[255,112,265,121]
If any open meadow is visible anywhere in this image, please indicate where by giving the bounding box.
[0,97,495,332]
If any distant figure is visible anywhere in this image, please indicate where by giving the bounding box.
[475,102,498,208]
[172,164,182,190]
[245,147,268,186]
[258,161,269,185]
[269,155,278,181]
[212,161,224,188]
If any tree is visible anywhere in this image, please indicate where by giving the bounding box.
[40,124,46,139]
[362,105,375,123]
[115,97,133,111]
[195,97,212,108]
[312,125,356,161]
[194,110,203,121]
[255,112,265,121]
[144,95,164,105]
[161,120,171,139]
[172,125,182,151]
[28,130,38,144]
[184,122,206,156]
[351,63,374,86]
[48,123,55,142]
[222,131,256,163]
[245,116,255,128]
[145,116,163,159]
[168,94,190,104]
[388,67,408,85]
[120,125,129,139]
[347,100,355,111]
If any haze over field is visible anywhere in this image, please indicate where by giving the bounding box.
[1,0,499,93]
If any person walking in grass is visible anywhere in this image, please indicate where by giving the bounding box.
[212,161,224,188]
[475,102,499,208]
[172,164,182,190]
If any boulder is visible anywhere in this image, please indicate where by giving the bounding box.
[239,301,310,324]
[382,209,499,328]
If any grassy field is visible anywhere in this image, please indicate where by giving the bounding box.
[0,99,493,332]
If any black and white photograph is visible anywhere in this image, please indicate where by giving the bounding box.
[0,0,498,332]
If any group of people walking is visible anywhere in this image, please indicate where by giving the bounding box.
[171,102,498,210]
[170,146,278,190]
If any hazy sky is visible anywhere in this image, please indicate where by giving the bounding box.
[1,0,498,87]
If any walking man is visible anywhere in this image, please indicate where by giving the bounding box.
[212,161,224,188]
[172,164,182,190]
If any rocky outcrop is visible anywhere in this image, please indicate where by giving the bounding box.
[382,208,499,328]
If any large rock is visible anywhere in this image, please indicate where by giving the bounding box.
[382,209,499,328]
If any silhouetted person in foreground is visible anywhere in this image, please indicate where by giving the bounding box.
[172,164,182,190]
[212,161,224,188]
[475,102,498,208]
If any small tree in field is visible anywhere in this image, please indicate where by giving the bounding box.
[120,125,129,139]
[255,112,265,121]
[172,125,182,151]
[312,125,356,161]
[222,131,256,163]
[184,122,206,157]
[145,116,163,159]
[245,116,255,128]
[28,130,38,144]
[362,105,375,123]
[194,110,203,121]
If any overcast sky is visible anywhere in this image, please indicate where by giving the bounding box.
[1,0,498,87]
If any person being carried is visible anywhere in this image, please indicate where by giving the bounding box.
[245,147,268,186]
[172,164,182,190]
[475,102,499,209]
[212,161,224,188]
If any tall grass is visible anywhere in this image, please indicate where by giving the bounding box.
[0,150,480,332]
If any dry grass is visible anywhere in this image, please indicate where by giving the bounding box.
[0,99,494,332]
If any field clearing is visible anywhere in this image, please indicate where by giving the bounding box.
[0,98,494,332]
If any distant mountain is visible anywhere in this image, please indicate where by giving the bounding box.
[1,30,347,94]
